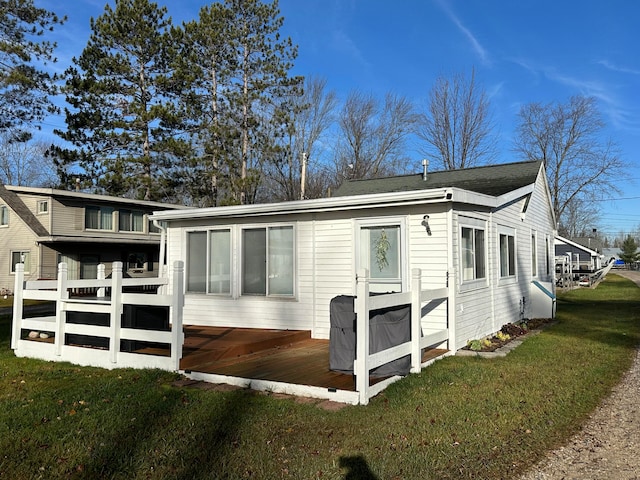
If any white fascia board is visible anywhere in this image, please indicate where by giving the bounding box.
[150,188,455,221]
[446,188,497,207]
[496,184,535,206]
[149,183,536,222]
[440,185,534,209]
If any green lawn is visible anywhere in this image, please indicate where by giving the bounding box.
[1,274,638,479]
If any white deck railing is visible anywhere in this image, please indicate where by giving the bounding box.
[354,268,449,405]
[11,261,184,372]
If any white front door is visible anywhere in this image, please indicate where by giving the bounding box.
[357,222,404,293]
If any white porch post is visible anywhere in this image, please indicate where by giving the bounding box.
[170,260,184,371]
[410,268,422,373]
[97,264,106,298]
[55,262,69,356]
[109,261,123,364]
[355,268,371,405]
[11,263,24,350]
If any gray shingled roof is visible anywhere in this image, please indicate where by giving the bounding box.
[0,185,50,237]
[332,160,543,197]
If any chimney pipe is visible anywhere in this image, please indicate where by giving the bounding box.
[422,159,429,181]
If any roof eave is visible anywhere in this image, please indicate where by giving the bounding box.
[36,235,161,245]
[149,182,537,222]
[4,185,189,210]
[151,188,456,221]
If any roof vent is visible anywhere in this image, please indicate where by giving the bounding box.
[422,159,429,181]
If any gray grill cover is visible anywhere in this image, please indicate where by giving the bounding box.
[329,295,411,377]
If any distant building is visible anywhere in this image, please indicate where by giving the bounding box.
[554,235,602,273]
[0,185,186,293]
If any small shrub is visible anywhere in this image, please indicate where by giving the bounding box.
[496,331,510,342]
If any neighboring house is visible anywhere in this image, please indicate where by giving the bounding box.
[151,160,557,351]
[0,185,186,293]
[554,235,603,274]
[572,236,603,255]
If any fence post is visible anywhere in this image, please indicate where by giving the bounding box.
[11,263,25,350]
[97,264,106,298]
[170,261,184,371]
[55,262,69,357]
[109,261,123,364]
[410,268,422,373]
[355,268,371,405]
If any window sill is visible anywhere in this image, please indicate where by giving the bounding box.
[498,276,518,286]
[459,279,488,293]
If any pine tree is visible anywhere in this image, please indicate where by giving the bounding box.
[54,0,187,201]
[177,0,301,205]
[0,0,65,141]
[619,235,639,267]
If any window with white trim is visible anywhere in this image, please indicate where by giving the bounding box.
[11,251,30,273]
[460,223,486,282]
[85,206,114,230]
[186,225,296,297]
[37,200,48,214]
[187,229,232,295]
[499,229,516,278]
[531,232,537,277]
[545,236,550,276]
[242,226,294,296]
[0,205,8,226]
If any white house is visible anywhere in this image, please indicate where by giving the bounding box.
[151,160,557,352]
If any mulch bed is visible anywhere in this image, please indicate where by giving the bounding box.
[463,318,552,352]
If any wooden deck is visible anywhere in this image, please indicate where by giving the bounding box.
[179,326,448,392]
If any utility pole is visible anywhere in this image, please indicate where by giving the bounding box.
[300,152,307,200]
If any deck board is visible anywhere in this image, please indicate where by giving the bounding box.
[179,326,448,392]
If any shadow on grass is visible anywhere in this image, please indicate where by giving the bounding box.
[340,455,379,480]
[0,312,251,479]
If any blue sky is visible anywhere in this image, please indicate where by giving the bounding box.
[37,0,640,238]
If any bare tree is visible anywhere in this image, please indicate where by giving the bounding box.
[335,91,416,183]
[263,76,337,201]
[0,130,57,186]
[561,197,600,238]
[417,68,496,170]
[514,95,627,234]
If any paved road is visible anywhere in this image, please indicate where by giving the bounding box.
[612,269,640,287]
